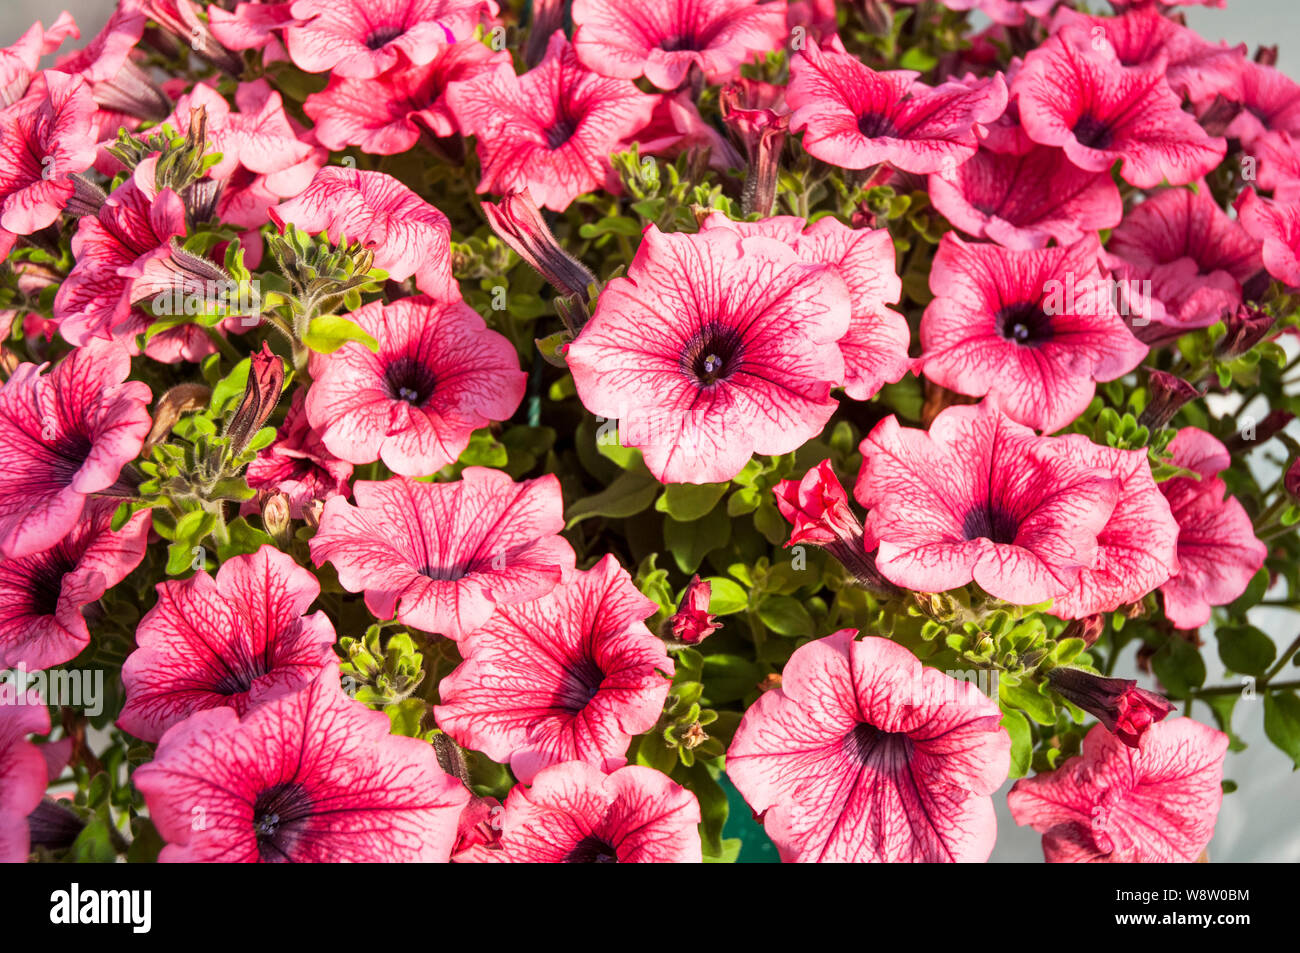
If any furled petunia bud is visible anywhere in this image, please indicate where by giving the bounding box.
[1216,307,1275,360]
[667,575,720,646]
[482,190,597,301]
[261,491,293,542]
[1285,456,1300,502]
[1061,614,1107,648]
[719,83,789,217]
[1047,667,1174,748]
[1138,369,1200,431]
[227,343,284,456]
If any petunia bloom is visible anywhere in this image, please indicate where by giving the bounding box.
[570,0,788,91]
[310,469,575,640]
[1215,58,1300,148]
[699,212,910,402]
[0,13,78,108]
[1157,428,1267,629]
[728,631,1010,862]
[132,672,471,862]
[434,554,673,783]
[919,234,1147,434]
[117,546,338,743]
[1234,189,1300,288]
[1014,33,1226,188]
[855,403,1120,604]
[304,294,525,476]
[1049,437,1180,619]
[667,575,718,645]
[566,224,850,484]
[0,343,151,560]
[283,0,495,79]
[1008,718,1228,862]
[446,32,657,212]
[270,167,453,294]
[454,761,701,862]
[0,499,149,671]
[928,143,1122,250]
[0,699,49,863]
[787,39,1008,173]
[244,391,353,519]
[1106,184,1262,334]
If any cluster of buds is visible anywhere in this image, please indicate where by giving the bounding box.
[339,626,426,709]
[107,106,219,196]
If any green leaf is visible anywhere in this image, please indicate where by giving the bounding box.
[1151,635,1206,697]
[655,482,728,521]
[684,762,729,859]
[999,677,1056,725]
[701,654,762,705]
[1000,708,1032,779]
[126,817,164,863]
[898,47,937,71]
[756,595,814,637]
[1216,624,1276,677]
[633,732,678,775]
[1264,690,1300,769]
[386,698,430,738]
[68,818,118,863]
[565,468,660,527]
[664,506,731,573]
[302,314,379,354]
[703,838,742,863]
[703,576,748,615]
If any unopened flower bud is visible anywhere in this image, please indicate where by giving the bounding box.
[667,575,720,646]
[1047,667,1174,748]
[1216,307,1274,360]
[262,491,293,540]
[1138,369,1200,431]
[483,190,597,302]
[227,343,284,457]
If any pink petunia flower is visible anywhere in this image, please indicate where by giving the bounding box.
[310,469,575,640]
[1106,184,1262,334]
[728,631,1010,862]
[1049,438,1180,619]
[908,0,1059,28]
[454,761,701,862]
[566,224,850,484]
[132,671,471,862]
[0,13,78,108]
[787,39,1008,173]
[698,212,910,402]
[855,403,1120,605]
[0,499,149,671]
[434,554,673,783]
[284,0,496,79]
[243,391,352,520]
[304,294,525,476]
[1157,428,1267,629]
[1254,130,1300,204]
[1008,718,1228,862]
[928,143,1122,250]
[570,0,788,91]
[305,39,508,153]
[0,71,97,252]
[270,167,453,293]
[117,546,338,743]
[1214,58,1300,148]
[668,574,719,646]
[1235,189,1300,287]
[919,234,1147,434]
[1051,8,1246,105]
[0,699,49,863]
[0,343,151,560]
[446,33,657,212]
[1014,33,1226,188]
[54,3,161,141]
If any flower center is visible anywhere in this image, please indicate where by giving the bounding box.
[844,722,908,765]
[857,111,899,138]
[251,782,312,862]
[546,115,580,149]
[658,34,697,52]
[365,26,404,50]
[383,356,436,406]
[1072,114,1114,150]
[995,301,1054,345]
[565,834,619,863]
[554,654,605,713]
[961,504,1020,545]
[680,323,744,385]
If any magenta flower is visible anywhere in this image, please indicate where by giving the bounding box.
[855,404,1120,604]
[923,0,1059,28]
[446,33,657,212]
[1255,130,1300,204]
[1049,438,1180,620]
[787,39,1008,173]
[455,761,701,863]
[0,71,97,249]
[0,12,78,107]
[0,499,149,671]
[928,143,1122,250]
[1008,718,1228,862]
[310,469,574,640]
[434,554,673,783]
[209,1,298,63]
[118,546,338,743]
[1014,34,1226,188]
[53,171,186,348]
[566,224,850,484]
[1157,428,1267,629]
[1107,184,1262,333]
[1235,189,1300,288]
[668,574,718,646]
[132,672,471,862]
[0,699,49,863]
[699,212,910,402]
[305,39,508,153]
[244,391,353,520]
[920,234,1147,434]
[728,631,1010,862]
[0,343,151,560]
[570,0,787,91]
[283,0,494,78]
[304,294,525,476]
[1216,58,1300,148]
[271,167,453,293]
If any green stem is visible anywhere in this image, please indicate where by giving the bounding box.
[204,325,242,364]
[1264,634,1300,683]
